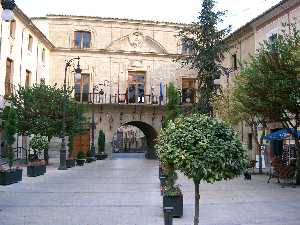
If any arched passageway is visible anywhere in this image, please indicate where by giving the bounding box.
[112,121,158,159]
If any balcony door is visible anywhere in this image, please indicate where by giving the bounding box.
[128,72,145,103]
[75,73,90,102]
[182,78,195,104]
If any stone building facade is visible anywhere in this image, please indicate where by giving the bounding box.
[0,6,53,158]
[222,0,300,161]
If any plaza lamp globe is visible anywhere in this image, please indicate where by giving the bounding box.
[74,62,82,82]
[1,0,16,22]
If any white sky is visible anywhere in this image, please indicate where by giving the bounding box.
[15,0,281,31]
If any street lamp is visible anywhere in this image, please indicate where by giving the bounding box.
[1,0,16,22]
[58,57,81,170]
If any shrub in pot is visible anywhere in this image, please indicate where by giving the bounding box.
[66,135,75,168]
[96,130,107,160]
[0,107,23,186]
[76,150,85,166]
[86,150,95,163]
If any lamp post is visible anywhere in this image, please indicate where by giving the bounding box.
[90,80,109,158]
[58,57,81,170]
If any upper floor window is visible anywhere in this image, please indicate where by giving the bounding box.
[181,41,191,55]
[74,31,91,49]
[75,73,90,102]
[28,35,33,52]
[10,20,16,39]
[5,58,14,97]
[42,48,46,63]
[25,70,32,88]
[182,78,195,104]
[232,54,238,70]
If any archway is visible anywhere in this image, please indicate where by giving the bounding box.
[112,121,158,159]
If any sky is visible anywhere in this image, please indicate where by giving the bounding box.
[15,0,282,31]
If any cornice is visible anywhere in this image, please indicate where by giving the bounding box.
[53,47,180,58]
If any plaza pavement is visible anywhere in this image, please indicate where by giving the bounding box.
[0,154,300,225]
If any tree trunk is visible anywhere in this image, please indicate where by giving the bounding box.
[252,125,262,173]
[193,180,200,225]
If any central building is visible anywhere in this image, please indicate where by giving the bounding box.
[32,15,197,158]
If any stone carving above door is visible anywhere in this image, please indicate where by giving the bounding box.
[106,32,168,54]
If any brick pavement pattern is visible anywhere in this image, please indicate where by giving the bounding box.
[0,154,300,225]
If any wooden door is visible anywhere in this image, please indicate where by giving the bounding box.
[72,131,90,157]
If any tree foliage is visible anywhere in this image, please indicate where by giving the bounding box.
[30,134,49,152]
[4,107,17,169]
[163,83,182,127]
[178,0,231,114]
[236,23,300,183]
[156,114,247,225]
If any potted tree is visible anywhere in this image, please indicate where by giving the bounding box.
[156,114,247,225]
[86,149,95,163]
[95,130,107,160]
[0,107,23,185]
[27,134,48,177]
[76,150,85,166]
[161,164,183,218]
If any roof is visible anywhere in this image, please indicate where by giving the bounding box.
[31,14,187,27]
[13,6,55,49]
[225,0,289,42]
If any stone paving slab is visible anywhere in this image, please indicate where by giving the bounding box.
[0,156,300,225]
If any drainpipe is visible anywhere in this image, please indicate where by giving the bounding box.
[239,40,244,142]
[36,42,39,83]
[19,27,25,85]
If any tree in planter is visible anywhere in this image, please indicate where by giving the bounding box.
[177,0,231,115]
[235,23,300,183]
[157,114,247,225]
[4,107,17,169]
[9,83,87,164]
[30,134,49,161]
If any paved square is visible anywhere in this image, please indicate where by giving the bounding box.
[0,156,300,225]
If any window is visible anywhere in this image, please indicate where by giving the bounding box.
[42,48,45,63]
[5,58,14,96]
[75,73,90,102]
[127,72,145,103]
[74,31,91,48]
[247,133,253,150]
[181,41,191,54]
[232,54,238,70]
[10,20,16,38]
[25,70,31,88]
[182,78,195,104]
[28,35,33,51]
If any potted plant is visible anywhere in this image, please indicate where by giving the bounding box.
[66,135,75,168]
[0,107,23,185]
[95,130,107,160]
[76,150,85,166]
[161,164,183,218]
[27,135,48,177]
[86,149,95,163]
[27,160,46,177]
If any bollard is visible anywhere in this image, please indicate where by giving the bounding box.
[164,207,174,225]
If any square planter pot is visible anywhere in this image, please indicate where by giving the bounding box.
[76,159,85,166]
[27,165,46,177]
[16,169,23,182]
[0,169,22,185]
[66,159,76,168]
[163,194,183,218]
[86,157,95,163]
[95,154,108,160]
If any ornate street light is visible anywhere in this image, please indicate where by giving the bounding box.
[58,57,81,170]
[1,0,16,22]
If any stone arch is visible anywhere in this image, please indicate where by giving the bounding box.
[117,121,158,159]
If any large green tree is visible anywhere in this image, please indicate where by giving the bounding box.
[9,83,87,162]
[236,24,300,183]
[178,0,231,115]
[156,114,247,225]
